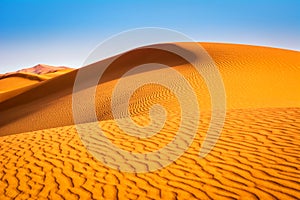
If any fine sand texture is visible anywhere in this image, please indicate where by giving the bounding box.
[0,43,299,199]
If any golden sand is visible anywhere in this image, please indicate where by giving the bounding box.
[0,66,73,103]
[0,43,299,199]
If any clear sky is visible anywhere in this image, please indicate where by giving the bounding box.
[1,0,299,74]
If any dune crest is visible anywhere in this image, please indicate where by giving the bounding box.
[0,43,299,199]
[0,43,299,135]
[0,64,72,78]
[0,64,73,103]
[16,64,70,75]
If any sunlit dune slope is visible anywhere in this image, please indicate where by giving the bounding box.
[0,64,73,103]
[0,43,300,199]
[0,107,299,199]
[0,43,299,135]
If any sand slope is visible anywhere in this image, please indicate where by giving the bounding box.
[0,43,299,199]
[0,65,73,103]
[0,43,299,135]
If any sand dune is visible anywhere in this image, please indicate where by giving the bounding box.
[15,64,70,75]
[0,65,73,103]
[0,43,299,199]
[0,43,299,135]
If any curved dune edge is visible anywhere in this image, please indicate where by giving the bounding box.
[0,67,73,103]
[0,43,300,135]
[0,43,300,199]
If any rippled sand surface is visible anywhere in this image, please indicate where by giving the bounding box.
[0,43,299,199]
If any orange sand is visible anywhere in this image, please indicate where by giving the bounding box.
[0,43,299,199]
[0,65,73,103]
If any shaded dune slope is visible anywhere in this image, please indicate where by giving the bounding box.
[0,43,299,135]
[0,65,73,103]
[0,43,300,199]
[0,44,200,135]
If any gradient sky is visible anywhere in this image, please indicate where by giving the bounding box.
[1,0,299,74]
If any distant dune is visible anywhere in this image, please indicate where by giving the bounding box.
[0,43,299,199]
[0,64,72,78]
[15,64,71,75]
[0,64,73,103]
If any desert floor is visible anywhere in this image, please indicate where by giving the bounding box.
[0,43,299,199]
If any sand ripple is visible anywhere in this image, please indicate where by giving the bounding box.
[0,108,299,199]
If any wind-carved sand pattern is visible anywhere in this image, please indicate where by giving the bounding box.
[0,43,300,199]
[0,108,300,199]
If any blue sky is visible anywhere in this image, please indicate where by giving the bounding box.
[1,0,299,73]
